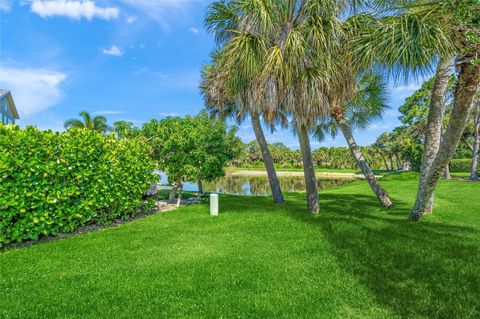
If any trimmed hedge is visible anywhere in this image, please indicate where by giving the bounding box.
[0,126,156,246]
[449,158,474,172]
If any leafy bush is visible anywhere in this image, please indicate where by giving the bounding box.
[449,158,474,172]
[0,126,156,246]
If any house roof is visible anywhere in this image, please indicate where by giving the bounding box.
[0,89,20,119]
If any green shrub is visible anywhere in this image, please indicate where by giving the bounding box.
[449,158,473,172]
[0,126,156,246]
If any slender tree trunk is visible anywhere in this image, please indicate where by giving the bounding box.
[197,180,204,195]
[470,103,480,181]
[395,153,402,170]
[297,124,319,213]
[412,57,453,216]
[389,156,394,171]
[380,153,389,170]
[444,163,451,179]
[176,184,184,207]
[169,185,178,202]
[441,129,452,180]
[334,113,393,208]
[411,57,480,220]
[251,113,284,204]
[443,163,452,179]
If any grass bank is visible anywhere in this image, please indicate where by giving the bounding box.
[1,173,479,318]
[227,167,359,173]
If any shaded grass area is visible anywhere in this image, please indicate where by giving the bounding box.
[1,173,479,318]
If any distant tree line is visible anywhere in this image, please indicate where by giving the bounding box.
[230,141,392,171]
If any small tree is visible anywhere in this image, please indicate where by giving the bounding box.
[141,112,239,205]
[191,111,242,194]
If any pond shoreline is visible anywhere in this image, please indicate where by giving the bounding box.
[226,169,380,179]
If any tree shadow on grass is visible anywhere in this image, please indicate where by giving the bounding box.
[284,193,480,319]
[209,191,480,317]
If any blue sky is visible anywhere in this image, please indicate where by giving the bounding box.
[0,0,423,148]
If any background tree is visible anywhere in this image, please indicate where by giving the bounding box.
[112,121,140,139]
[64,111,111,134]
[469,92,480,180]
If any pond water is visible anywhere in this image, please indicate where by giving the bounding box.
[158,172,355,196]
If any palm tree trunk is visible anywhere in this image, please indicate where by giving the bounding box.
[335,114,392,208]
[412,57,453,215]
[395,153,402,170]
[298,124,319,213]
[444,163,451,180]
[379,153,389,170]
[251,113,284,204]
[470,103,480,181]
[411,57,480,220]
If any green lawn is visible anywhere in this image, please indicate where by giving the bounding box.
[1,173,479,318]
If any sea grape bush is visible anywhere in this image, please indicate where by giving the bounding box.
[0,125,156,246]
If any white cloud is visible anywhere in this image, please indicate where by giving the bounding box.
[159,112,178,117]
[126,15,137,24]
[0,65,67,116]
[0,0,11,11]
[188,27,200,34]
[31,0,119,20]
[119,0,201,29]
[102,45,124,56]
[93,110,124,115]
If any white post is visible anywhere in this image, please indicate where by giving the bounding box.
[210,193,219,216]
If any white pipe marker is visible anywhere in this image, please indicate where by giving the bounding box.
[210,193,219,216]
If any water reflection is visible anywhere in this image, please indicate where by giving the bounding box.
[202,175,355,196]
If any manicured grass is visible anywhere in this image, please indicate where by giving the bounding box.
[1,173,479,318]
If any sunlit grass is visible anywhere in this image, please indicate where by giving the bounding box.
[1,172,479,318]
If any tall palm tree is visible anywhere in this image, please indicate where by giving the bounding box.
[349,0,479,219]
[469,91,480,181]
[372,137,391,170]
[64,111,111,134]
[205,0,336,213]
[200,60,286,204]
[318,71,393,207]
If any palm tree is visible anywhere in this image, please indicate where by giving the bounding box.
[372,138,391,171]
[64,111,111,134]
[205,0,336,213]
[318,72,393,207]
[469,92,480,181]
[350,0,480,219]
[200,60,286,204]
